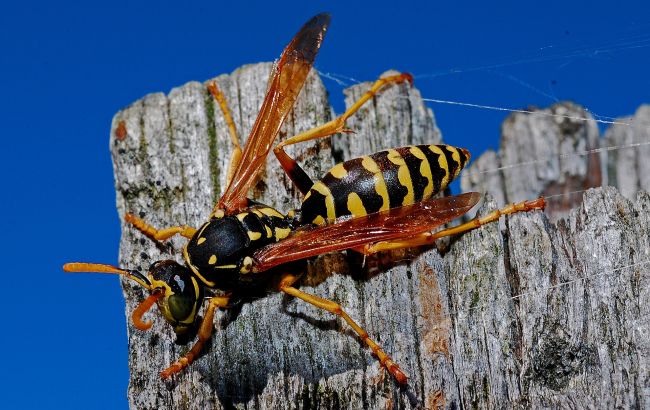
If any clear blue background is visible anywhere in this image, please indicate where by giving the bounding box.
[1,1,648,408]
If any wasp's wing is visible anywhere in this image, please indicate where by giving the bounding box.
[216,13,330,213]
[252,192,481,272]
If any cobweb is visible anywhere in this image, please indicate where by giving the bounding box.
[317,21,650,195]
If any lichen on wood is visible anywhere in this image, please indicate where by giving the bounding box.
[110,64,649,409]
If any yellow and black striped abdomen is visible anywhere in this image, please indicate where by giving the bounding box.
[300,144,470,225]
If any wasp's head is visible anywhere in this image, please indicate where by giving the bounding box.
[146,260,204,335]
[63,260,204,336]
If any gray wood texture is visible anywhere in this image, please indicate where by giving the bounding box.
[604,105,650,199]
[110,64,649,409]
[461,102,603,224]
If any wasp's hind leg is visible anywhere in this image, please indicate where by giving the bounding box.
[160,295,230,379]
[208,81,242,187]
[278,273,408,385]
[125,214,197,242]
[274,73,413,195]
[361,197,546,254]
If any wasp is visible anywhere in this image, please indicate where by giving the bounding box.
[64,13,545,385]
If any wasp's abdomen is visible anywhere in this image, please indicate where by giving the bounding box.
[300,144,470,225]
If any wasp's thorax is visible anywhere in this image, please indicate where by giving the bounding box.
[183,205,295,290]
[147,260,204,335]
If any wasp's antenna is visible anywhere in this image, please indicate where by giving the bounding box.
[132,290,163,330]
[63,262,152,290]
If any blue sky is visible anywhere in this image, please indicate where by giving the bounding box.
[1,1,648,408]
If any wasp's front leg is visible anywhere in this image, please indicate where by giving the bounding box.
[160,295,230,379]
[125,213,197,242]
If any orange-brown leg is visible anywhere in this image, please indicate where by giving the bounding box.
[274,73,413,195]
[125,213,196,242]
[278,273,408,385]
[160,295,230,379]
[208,81,242,187]
[362,197,545,254]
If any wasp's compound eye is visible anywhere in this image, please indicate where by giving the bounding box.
[148,260,203,333]
[168,293,194,321]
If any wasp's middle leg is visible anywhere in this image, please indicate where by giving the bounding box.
[278,273,408,384]
[274,73,413,195]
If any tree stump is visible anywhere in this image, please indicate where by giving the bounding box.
[110,64,650,409]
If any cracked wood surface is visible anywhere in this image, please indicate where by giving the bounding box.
[111,63,649,409]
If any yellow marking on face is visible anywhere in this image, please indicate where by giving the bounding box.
[446,146,462,178]
[257,207,284,219]
[265,225,273,238]
[208,255,217,265]
[409,146,433,199]
[252,209,264,218]
[149,279,175,322]
[248,231,262,241]
[347,192,367,216]
[236,213,248,222]
[429,145,450,190]
[150,279,174,297]
[191,277,200,304]
[274,226,292,240]
[312,215,326,225]
[180,276,201,324]
[183,244,215,287]
[197,237,206,245]
[329,163,348,179]
[303,191,312,201]
[311,182,336,221]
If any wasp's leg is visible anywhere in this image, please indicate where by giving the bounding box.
[208,81,242,187]
[362,197,545,254]
[274,73,413,195]
[125,213,197,242]
[160,295,230,379]
[278,273,408,384]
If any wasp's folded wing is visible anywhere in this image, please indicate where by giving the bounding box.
[217,13,330,213]
[252,192,481,272]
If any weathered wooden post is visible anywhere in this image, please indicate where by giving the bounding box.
[111,64,649,409]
